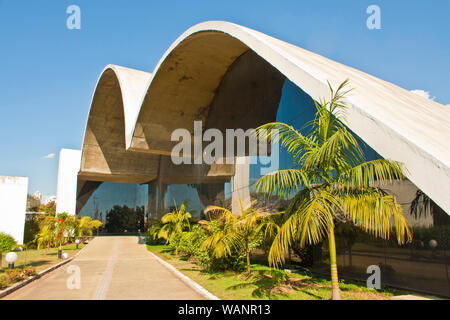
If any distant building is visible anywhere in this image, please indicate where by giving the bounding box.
[26,194,40,211]
[41,195,57,205]
[33,190,42,202]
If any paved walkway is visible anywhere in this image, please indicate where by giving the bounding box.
[3,236,205,300]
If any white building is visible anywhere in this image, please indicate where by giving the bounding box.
[56,149,81,215]
[0,176,28,244]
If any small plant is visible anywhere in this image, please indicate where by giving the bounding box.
[145,222,165,245]
[0,232,17,252]
[157,200,192,244]
[5,269,23,283]
[3,267,37,286]
[0,274,7,290]
[200,202,270,274]
[270,269,290,286]
[22,266,37,277]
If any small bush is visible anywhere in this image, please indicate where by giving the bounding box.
[0,275,7,290]
[3,267,36,285]
[0,232,17,252]
[169,225,209,263]
[22,267,37,277]
[5,269,23,283]
[145,223,165,245]
[270,269,290,286]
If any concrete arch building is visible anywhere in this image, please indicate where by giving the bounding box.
[53,20,450,297]
[74,21,450,218]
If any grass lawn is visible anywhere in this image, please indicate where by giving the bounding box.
[147,244,406,300]
[1,244,84,277]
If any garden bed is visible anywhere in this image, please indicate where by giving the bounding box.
[147,244,406,300]
[0,244,84,290]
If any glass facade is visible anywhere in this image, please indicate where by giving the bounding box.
[78,182,148,233]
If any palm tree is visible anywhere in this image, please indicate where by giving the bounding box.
[255,79,412,299]
[157,200,192,244]
[78,216,94,237]
[35,215,58,252]
[200,201,272,274]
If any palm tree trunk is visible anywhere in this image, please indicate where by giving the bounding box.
[245,240,251,274]
[328,227,341,300]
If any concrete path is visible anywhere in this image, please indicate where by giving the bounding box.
[3,236,205,300]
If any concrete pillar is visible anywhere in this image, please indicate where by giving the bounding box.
[156,180,167,219]
[56,149,81,215]
[147,182,157,220]
[231,156,251,215]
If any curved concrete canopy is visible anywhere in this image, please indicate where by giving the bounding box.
[80,65,159,184]
[80,21,450,214]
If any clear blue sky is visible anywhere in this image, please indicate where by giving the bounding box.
[0,0,449,195]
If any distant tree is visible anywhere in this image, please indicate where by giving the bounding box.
[78,216,94,237]
[35,215,58,252]
[104,205,146,233]
[411,190,450,226]
[90,220,103,236]
[39,201,56,215]
[24,214,46,243]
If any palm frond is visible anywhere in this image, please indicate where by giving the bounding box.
[339,159,405,191]
[254,168,311,199]
[338,189,411,244]
[256,122,315,163]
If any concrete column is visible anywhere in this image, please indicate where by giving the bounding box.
[156,180,167,219]
[231,156,251,215]
[147,182,157,220]
[56,149,81,215]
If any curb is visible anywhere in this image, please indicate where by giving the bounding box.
[0,244,88,299]
[148,250,220,300]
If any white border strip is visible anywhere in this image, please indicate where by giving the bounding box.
[148,251,220,300]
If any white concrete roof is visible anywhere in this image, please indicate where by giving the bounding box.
[92,64,152,148]
[82,21,450,214]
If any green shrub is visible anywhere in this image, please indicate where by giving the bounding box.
[164,224,247,272]
[270,269,290,286]
[0,232,17,252]
[170,225,204,254]
[0,275,7,290]
[145,223,165,245]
